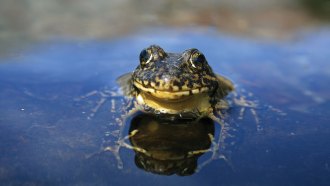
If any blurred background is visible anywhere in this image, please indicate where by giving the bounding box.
[1,0,329,56]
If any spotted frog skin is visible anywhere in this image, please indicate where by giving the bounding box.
[118,45,234,122]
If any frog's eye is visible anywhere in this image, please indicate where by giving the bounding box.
[189,50,206,70]
[139,49,153,67]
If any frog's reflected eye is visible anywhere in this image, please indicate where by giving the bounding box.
[189,50,206,69]
[139,49,153,67]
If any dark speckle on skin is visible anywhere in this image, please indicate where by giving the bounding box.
[133,45,219,93]
[118,44,234,127]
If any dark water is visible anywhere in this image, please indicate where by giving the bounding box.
[0,28,330,185]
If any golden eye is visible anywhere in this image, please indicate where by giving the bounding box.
[139,49,153,67]
[189,50,206,69]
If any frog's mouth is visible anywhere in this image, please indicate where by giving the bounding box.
[133,81,210,100]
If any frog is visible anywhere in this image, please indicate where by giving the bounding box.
[117,44,234,124]
[80,45,257,169]
[99,45,236,170]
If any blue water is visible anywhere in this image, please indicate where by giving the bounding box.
[0,28,330,185]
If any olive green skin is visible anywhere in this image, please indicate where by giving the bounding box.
[132,45,219,94]
[117,45,234,119]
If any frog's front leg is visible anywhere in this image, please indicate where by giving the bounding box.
[207,101,234,158]
[195,133,234,172]
[208,111,231,148]
[115,129,152,157]
[103,97,141,169]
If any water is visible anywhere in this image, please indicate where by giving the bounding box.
[0,28,329,185]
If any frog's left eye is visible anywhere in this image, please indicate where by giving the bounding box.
[189,49,206,69]
[139,49,153,67]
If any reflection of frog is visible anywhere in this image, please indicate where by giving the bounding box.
[117,45,234,123]
[128,114,215,176]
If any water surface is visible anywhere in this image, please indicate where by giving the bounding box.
[0,28,329,185]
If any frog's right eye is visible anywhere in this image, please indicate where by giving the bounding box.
[139,49,153,67]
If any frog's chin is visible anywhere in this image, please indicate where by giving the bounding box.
[133,81,209,100]
[145,92,192,102]
[136,92,211,115]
